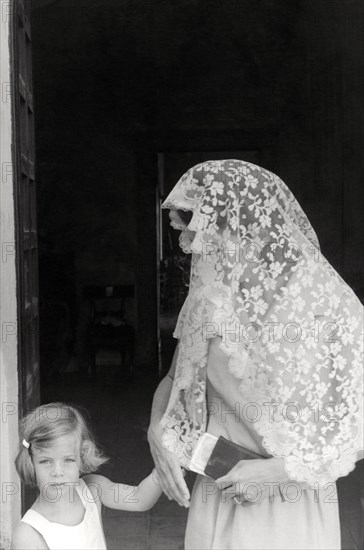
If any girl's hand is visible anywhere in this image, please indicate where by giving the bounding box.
[147,421,190,508]
[216,457,289,505]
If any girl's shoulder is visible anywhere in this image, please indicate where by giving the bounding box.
[82,473,112,490]
[81,474,105,513]
[82,472,104,492]
[12,519,48,550]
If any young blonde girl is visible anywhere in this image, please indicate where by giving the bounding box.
[12,402,163,550]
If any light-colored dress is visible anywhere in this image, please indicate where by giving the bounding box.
[21,478,107,550]
[185,338,341,550]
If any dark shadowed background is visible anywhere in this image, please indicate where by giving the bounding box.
[28,1,363,548]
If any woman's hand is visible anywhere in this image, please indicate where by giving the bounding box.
[216,457,290,505]
[147,420,190,508]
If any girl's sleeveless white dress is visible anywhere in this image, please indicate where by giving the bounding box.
[185,338,341,550]
[21,478,107,550]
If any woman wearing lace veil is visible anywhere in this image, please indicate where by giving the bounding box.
[148,159,363,550]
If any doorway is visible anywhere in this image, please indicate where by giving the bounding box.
[12,2,363,548]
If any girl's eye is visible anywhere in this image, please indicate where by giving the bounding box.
[39,460,51,464]
[65,458,76,462]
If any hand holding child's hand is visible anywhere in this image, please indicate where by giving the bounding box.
[147,421,190,508]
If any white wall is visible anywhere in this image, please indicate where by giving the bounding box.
[0,1,21,548]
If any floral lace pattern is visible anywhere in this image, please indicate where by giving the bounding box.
[161,160,363,484]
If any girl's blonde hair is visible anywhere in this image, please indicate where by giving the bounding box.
[15,402,108,487]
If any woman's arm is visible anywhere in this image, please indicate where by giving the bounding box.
[147,343,190,508]
[84,472,162,512]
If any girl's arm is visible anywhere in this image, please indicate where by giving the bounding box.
[12,521,48,550]
[83,471,162,512]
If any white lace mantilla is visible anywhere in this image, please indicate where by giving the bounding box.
[161,160,363,485]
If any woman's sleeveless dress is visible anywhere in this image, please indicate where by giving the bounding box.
[185,338,341,550]
[21,478,107,550]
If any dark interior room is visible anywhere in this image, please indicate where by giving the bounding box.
[27,1,363,548]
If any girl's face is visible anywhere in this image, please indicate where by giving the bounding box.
[32,434,81,498]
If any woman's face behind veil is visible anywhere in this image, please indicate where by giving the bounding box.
[176,209,193,226]
[169,210,192,229]
[168,209,193,230]
[167,209,193,283]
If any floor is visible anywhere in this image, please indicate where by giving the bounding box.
[41,329,363,550]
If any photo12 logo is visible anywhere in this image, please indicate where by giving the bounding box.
[200,240,322,265]
[202,320,339,345]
